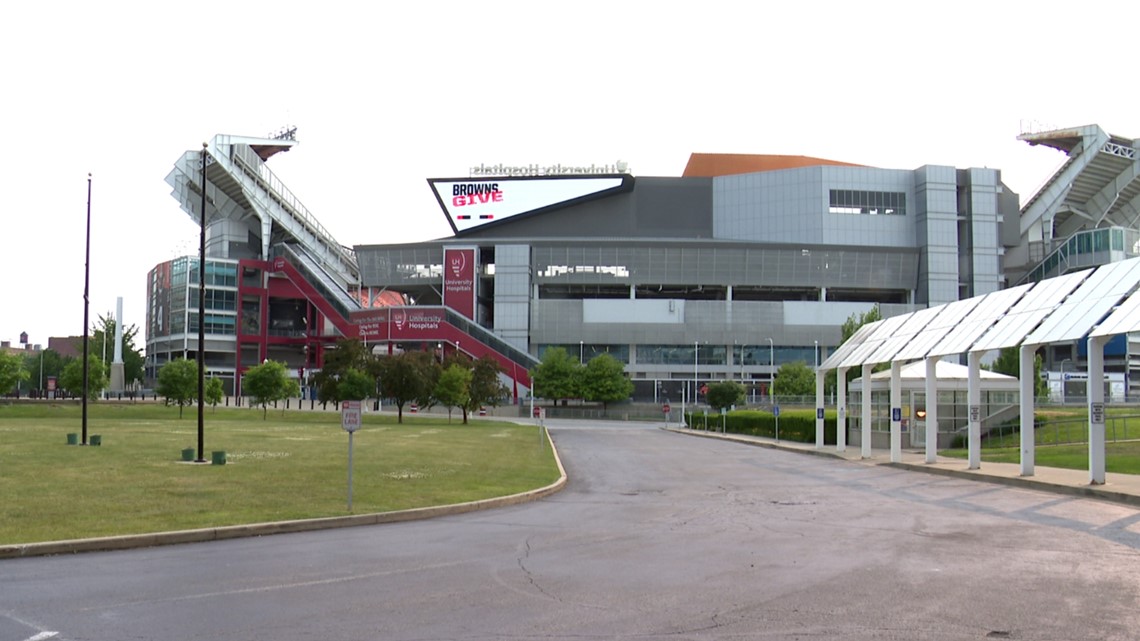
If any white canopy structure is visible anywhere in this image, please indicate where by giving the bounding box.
[814,255,1140,485]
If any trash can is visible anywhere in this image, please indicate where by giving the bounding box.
[181,448,195,462]
[66,433,78,446]
[89,435,102,446]
[211,451,227,466]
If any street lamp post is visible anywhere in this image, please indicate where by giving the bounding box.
[814,340,819,369]
[694,340,699,407]
[579,340,584,364]
[766,337,774,402]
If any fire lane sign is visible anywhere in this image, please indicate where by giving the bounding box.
[342,400,362,433]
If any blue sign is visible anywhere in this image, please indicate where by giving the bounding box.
[816,408,824,419]
[773,405,780,418]
[892,407,901,421]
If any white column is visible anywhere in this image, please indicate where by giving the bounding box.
[1088,335,1108,485]
[924,357,938,464]
[1019,344,1036,477]
[815,369,825,449]
[861,363,873,458]
[836,367,848,452]
[967,351,982,470]
[889,360,902,463]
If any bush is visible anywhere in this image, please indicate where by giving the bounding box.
[686,408,837,444]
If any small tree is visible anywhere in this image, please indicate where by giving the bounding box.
[157,358,199,418]
[531,347,581,405]
[243,360,299,419]
[707,381,745,412]
[375,350,436,423]
[59,354,108,401]
[434,364,472,423]
[313,338,375,405]
[0,352,28,396]
[580,353,633,410]
[205,376,224,412]
[773,361,815,398]
[22,349,65,393]
[465,355,509,424]
[339,368,375,402]
[988,346,1049,398]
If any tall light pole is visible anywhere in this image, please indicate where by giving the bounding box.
[814,340,819,369]
[579,340,584,364]
[694,340,699,406]
[766,337,774,403]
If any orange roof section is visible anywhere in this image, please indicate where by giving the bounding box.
[682,153,865,177]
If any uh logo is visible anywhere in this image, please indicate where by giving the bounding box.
[392,308,407,332]
[450,252,466,279]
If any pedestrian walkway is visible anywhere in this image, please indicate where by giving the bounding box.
[666,426,1140,509]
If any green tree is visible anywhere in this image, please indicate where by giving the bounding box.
[89,313,146,389]
[841,306,881,342]
[0,352,28,395]
[465,355,509,424]
[59,354,107,400]
[988,346,1049,398]
[580,353,633,409]
[773,361,815,397]
[434,364,472,423]
[375,350,436,423]
[313,338,374,405]
[22,349,66,393]
[531,347,581,404]
[339,368,375,402]
[243,360,300,419]
[707,381,745,412]
[205,376,224,412]
[414,351,443,413]
[156,358,199,418]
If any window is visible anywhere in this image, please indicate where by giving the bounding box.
[829,190,906,216]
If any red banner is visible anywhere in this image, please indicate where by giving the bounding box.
[443,247,477,320]
[349,309,389,340]
[389,307,446,339]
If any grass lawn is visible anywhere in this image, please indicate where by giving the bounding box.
[940,406,1140,473]
[941,440,1140,474]
[0,402,560,545]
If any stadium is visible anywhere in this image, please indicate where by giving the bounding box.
[146,124,1140,408]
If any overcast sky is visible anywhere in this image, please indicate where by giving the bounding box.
[1,0,1136,348]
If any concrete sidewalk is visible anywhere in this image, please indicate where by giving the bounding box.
[666,426,1140,509]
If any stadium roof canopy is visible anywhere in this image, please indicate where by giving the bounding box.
[1019,124,1140,242]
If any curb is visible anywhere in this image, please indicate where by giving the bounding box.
[664,426,1140,509]
[882,461,1140,508]
[0,430,568,560]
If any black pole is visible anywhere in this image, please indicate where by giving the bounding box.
[81,173,92,445]
[197,144,207,462]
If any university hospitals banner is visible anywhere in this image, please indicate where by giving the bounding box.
[443,247,477,320]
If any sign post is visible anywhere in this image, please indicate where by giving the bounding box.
[341,400,362,511]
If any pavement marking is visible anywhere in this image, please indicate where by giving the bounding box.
[24,633,59,641]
